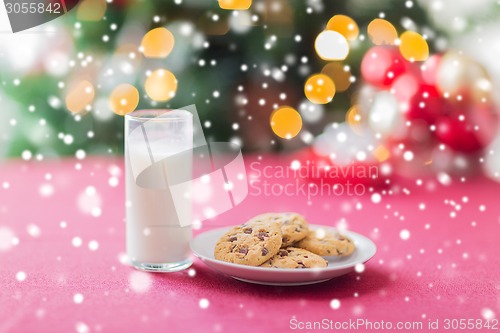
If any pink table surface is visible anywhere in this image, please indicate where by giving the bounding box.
[0,156,499,333]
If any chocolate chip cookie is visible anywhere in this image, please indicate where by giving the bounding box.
[261,247,327,268]
[251,213,309,247]
[297,229,355,256]
[214,220,282,266]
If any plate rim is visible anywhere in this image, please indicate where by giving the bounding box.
[190,224,377,274]
[231,277,333,286]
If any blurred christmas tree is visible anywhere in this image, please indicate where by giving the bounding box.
[0,0,498,170]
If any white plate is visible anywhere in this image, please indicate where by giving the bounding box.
[190,225,377,286]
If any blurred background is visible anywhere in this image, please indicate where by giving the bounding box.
[1,0,500,181]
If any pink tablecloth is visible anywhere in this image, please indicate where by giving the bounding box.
[0,157,498,333]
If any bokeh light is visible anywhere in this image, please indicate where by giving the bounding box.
[321,62,351,92]
[373,145,390,162]
[65,80,95,114]
[0,227,16,252]
[270,106,303,139]
[405,85,448,124]
[399,31,429,62]
[472,77,492,103]
[109,84,140,116]
[436,52,491,102]
[313,123,378,165]
[326,15,359,41]
[141,28,175,59]
[484,136,500,182]
[346,105,364,134]
[391,73,419,102]
[229,10,253,34]
[218,0,252,10]
[129,271,152,293]
[304,74,336,104]
[298,100,324,124]
[368,91,400,136]
[145,69,178,102]
[436,52,468,96]
[421,54,441,86]
[314,30,349,61]
[367,19,398,45]
[361,46,405,87]
[77,0,107,21]
[77,186,102,217]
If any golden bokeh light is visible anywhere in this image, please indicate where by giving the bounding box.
[77,0,107,21]
[373,145,391,162]
[304,74,336,104]
[367,19,398,45]
[321,62,351,92]
[326,15,359,41]
[218,0,252,10]
[145,69,178,102]
[270,106,303,139]
[141,28,175,59]
[346,105,364,134]
[65,80,95,113]
[109,84,140,116]
[399,31,429,61]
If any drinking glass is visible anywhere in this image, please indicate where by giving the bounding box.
[125,109,193,272]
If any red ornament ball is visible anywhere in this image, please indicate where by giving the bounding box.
[404,84,451,125]
[361,46,406,88]
[421,54,442,86]
[435,116,483,152]
[435,103,497,152]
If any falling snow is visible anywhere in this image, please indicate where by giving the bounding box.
[0,1,498,330]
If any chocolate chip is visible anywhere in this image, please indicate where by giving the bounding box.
[261,248,269,256]
[243,228,252,234]
[239,247,248,255]
[282,237,288,243]
[304,256,308,258]
[228,236,237,242]
[279,250,288,257]
[257,231,268,241]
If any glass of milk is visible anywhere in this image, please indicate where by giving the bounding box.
[125,109,193,272]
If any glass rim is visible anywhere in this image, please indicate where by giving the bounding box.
[125,109,192,122]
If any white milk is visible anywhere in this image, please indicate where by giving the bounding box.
[125,143,192,266]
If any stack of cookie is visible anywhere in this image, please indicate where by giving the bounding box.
[214,213,355,269]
